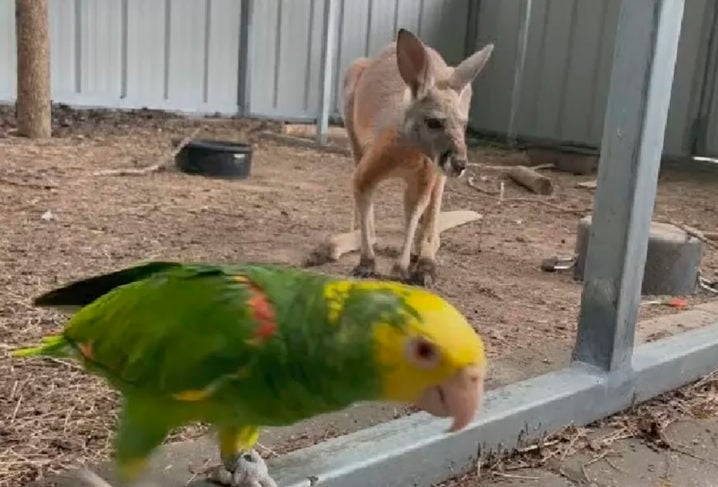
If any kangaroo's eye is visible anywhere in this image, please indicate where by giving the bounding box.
[425,117,445,130]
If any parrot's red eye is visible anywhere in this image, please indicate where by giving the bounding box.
[406,336,440,369]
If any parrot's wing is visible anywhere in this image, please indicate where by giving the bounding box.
[33,261,183,310]
[61,263,285,397]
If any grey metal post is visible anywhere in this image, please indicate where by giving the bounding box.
[317,0,339,145]
[506,0,532,145]
[463,0,482,58]
[237,0,254,116]
[690,0,718,156]
[573,0,685,371]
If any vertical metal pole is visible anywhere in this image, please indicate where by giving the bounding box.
[690,0,718,156]
[317,0,338,145]
[74,0,82,94]
[506,0,532,146]
[120,0,128,99]
[573,0,685,372]
[463,0,482,58]
[237,0,254,116]
[163,0,172,100]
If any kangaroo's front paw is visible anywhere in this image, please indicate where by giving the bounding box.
[303,241,338,267]
[409,258,436,287]
[351,256,377,278]
[390,262,411,283]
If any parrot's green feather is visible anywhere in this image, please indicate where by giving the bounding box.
[11,334,71,358]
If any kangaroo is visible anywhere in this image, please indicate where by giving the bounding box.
[341,28,494,286]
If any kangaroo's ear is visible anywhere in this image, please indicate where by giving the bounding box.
[396,28,433,98]
[448,43,494,92]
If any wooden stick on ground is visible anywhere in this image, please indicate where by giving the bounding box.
[467,176,498,195]
[577,179,598,189]
[467,175,587,215]
[501,197,590,215]
[282,123,348,140]
[93,127,202,176]
[528,163,555,171]
[505,165,554,195]
[259,131,351,156]
[467,162,555,171]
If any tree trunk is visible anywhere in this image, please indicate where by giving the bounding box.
[15,0,51,138]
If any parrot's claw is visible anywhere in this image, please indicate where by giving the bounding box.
[408,258,436,288]
[207,450,277,487]
[351,256,377,279]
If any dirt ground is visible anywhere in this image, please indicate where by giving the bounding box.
[0,106,717,486]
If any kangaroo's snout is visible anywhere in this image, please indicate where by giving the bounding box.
[450,156,467,175]
[439,150,467,178]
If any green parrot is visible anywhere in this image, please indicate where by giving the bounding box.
[12,261,486,486]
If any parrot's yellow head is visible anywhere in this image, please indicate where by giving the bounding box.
[326,279,486,433]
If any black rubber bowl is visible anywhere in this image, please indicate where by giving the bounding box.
[175,139,253,180]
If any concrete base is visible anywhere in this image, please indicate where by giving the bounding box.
[574,216,703,295]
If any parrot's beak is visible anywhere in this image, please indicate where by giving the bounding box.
[414,364,485,432]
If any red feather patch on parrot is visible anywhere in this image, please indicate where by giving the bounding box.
[235,275,278,346]
[248,294,277,339]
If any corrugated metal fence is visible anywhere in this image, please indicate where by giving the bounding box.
[0,0,468,118]
[469,0,718,158]
[248,0,471,119]
[0,0,716,157]
[0,0,243,113]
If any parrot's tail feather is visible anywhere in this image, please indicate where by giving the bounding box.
[33,261,182,309]
[11,334,73,358]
